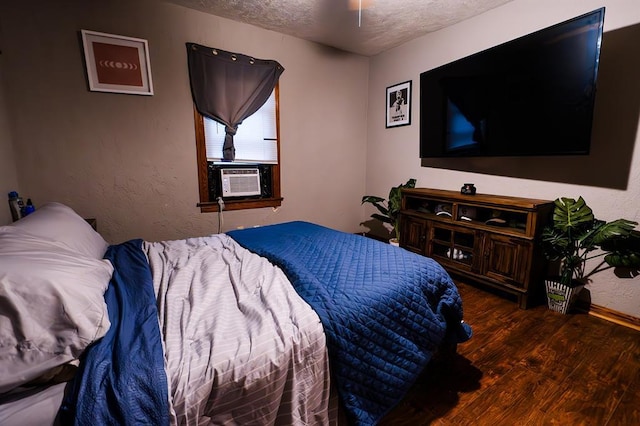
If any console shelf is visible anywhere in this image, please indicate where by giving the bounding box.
[399,188,553,309]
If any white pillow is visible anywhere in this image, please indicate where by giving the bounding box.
[0,232,113,394]
[7,202,108,259]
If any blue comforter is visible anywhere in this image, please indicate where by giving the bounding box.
[228,221,472,426]
[59,240,169,426]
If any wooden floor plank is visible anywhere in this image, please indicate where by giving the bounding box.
[607,375,640,425]
[539,375,623,424]
[377,281,640,426]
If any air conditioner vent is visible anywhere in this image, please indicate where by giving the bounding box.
[220,168,261,197]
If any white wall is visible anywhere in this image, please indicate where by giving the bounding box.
[0,58,20,225]
[0,0,369,243]
[366,0,640,317]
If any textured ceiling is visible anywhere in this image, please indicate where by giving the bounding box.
[166,0,515,56]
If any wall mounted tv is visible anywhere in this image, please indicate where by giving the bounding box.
[420,8,605,158]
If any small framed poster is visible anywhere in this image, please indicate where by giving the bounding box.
[81,29,154,95]
[386,80,411,128]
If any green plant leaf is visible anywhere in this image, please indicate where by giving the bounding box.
[542,196,640,282]
[370,213,392,225]
[361,179,416,240]
[361,195,385,205]
[605,252,640,268]
[601,230,640,268]
[552,197,594,232]
[389,179,415,218]
[361,195,388,218]
[586,219,637,246]
[541,226,571,260]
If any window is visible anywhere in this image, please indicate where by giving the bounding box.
[194,86,282,212]
[204,90,278,164]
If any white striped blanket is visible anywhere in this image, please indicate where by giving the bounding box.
[145,234,331,425]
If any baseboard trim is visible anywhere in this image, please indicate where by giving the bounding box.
[575,301,640,332]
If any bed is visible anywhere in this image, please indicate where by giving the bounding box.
[0,203,471,426]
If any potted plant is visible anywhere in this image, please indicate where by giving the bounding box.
[361,179,416,246]
[540,196,640,314]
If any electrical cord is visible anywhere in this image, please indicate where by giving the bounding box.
[216,197,225,234]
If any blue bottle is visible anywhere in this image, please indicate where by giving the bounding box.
[22,198,36,217]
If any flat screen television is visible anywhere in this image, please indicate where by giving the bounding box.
[420,8,605,158]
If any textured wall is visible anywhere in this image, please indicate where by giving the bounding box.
[0,0,369,243]
[0,59,20,225]
[366,0,640,317]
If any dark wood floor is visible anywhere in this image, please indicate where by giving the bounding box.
[379,281,640,426]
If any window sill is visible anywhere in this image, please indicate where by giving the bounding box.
[198,197,283,212]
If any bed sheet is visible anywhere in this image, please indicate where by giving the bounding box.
[145,234,331,425]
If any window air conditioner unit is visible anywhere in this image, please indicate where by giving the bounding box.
[220,168,261,197]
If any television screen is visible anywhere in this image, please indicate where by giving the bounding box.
[420,8,605,158]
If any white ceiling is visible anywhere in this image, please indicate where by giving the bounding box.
[166,0,515,56]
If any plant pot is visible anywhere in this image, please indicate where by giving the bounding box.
[545,278,585,314]
[389,238,400,247]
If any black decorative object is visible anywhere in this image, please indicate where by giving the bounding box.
[461,183,476,195]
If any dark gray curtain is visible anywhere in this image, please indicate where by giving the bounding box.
[186,43,284,161]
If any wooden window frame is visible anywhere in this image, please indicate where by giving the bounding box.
[193,86,283,212]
